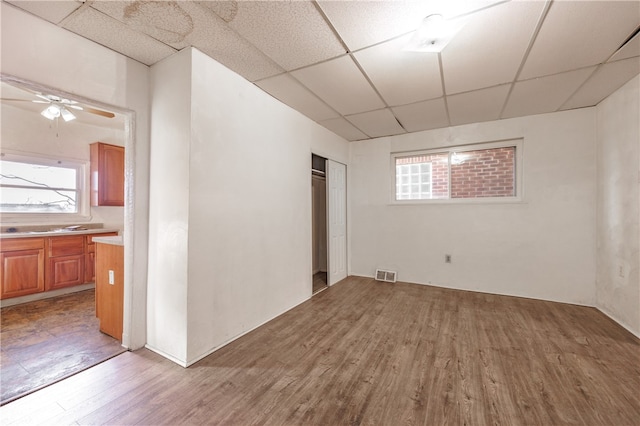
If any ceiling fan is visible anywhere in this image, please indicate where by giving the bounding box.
[1,92,115,121]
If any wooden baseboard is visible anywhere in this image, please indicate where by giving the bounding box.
[0,283,95,308]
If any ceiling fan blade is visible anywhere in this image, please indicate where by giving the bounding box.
[32,100,49,104]
[67,104,83,110]
[36,94,51,102]
[83,107,115,118]
[0,98,33,102]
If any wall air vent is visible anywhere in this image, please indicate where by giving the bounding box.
[375,269,397,283]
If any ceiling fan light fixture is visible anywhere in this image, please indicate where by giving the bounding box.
[60,106,76,122]
[403,14,467,53]
[39,103,76,122]
[41,104,61,120]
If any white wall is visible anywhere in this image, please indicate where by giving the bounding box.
[1,3,150,349]
[1,104,125,229]
[147,48,349,366]
[146,49,192,362]
[596,75,640,337]
[349,108,597,306]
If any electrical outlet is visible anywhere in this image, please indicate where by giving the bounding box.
[445,254,452,263]
[108,270,115,285]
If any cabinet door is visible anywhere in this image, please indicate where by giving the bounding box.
[47,255,85,291]
[0,249,45,299]
[91,142,124,206]
[85,252,96,284]
[96,243,124,341]
[84,233,118,285]
[48,235,84,257]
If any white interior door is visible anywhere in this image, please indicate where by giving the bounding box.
[327,160,347,285]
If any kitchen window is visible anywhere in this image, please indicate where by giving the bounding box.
[0,152,86,217]
[391,139,522,203]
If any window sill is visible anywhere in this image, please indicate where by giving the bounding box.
[0,213,93,224]
[388,197,525,206]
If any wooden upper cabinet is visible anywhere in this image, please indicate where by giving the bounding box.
[91,142,124,206]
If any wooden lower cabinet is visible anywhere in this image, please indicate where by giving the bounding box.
[0,238,45,299]
[46,236,85,291]
[47,255,85,291]
[85,233,117,284]
[95,242,124,341]
[0,232,119,300]
[85,252,96,284]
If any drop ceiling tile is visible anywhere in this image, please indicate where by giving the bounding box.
[61,6,177,66]
[255,73,339,122]
[609,31,640,62]
[320,117,368,141]
[217,1,345,71]
[502,67,596,119]
[353,34,442,106]
[391,98,450,133]
[90,1,192,49]
[318,0,505,51]
[6,0,82,24]
[520,1,640,79]
[346,108,406,138]
[90,1,283,80]
[448,84,511,126]
[562,57,640,110]
[291,55,385,115]
[442,1,545,94]
[183,2,285,81]
[317,0,426,51]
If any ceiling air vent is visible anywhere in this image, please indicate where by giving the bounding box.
[375,269,397,283]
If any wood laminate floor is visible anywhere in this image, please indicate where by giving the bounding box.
[312,271,328,294]
[0,290,126,405]
[1,276,638,425]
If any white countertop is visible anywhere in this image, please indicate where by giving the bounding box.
[92,235,124,246]
[0,228,120,239]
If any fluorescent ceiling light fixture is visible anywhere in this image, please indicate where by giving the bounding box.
[40,104,76,122]
[404,14,468,53]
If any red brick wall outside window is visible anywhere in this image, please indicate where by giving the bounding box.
[394,146,516,200]
[451,147,515,198]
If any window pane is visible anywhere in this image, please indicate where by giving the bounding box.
[395,153,447,200]
[0,187,77,213]
[1,161,76,189]
[450,146,515,198]
[0,158,80,214]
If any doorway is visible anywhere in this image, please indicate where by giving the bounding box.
[311,154,347,294]
[0,76,131,404]
[312,154,328,294]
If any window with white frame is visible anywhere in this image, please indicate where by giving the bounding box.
[392,140,522,202]
[0,153,85,215]
[396,157,432,200]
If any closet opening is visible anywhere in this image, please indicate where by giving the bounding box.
[311,153,328,294]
